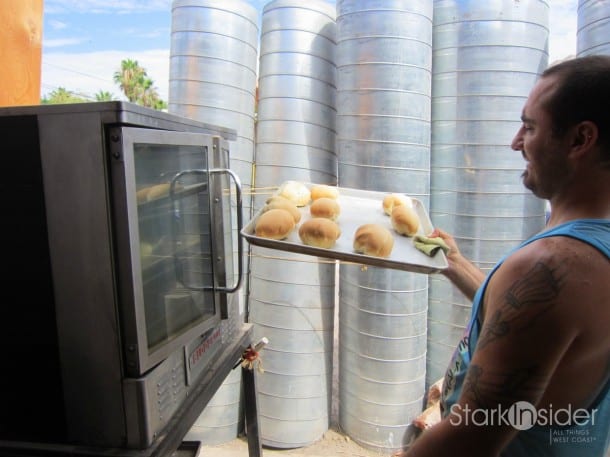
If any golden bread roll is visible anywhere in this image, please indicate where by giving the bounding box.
[353,224,394,258]
[310,184,339,200]
[137,182,183,203]
[310,197,340,221]
[382,193,413,216]
[278,180,311,207]
[136,187,150,204]
[298,218,341,249]
[255,208,295,240]
[391,204,420,236]
[262,198,301,223]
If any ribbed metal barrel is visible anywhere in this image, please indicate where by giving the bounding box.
[184,367,243,445]
[255,0,337,203]
[170,0,258,196]
[249,249,336,448]
[335,1,432,453]
[336,0,432,201]
[169,0,259,444]
[428,0,549,385]
[250,0,337,448]
[339,266,427,452]
[577,0,610,56]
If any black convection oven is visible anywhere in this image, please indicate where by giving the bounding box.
[0,102,245,453]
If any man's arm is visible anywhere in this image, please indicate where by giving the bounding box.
[430,228,486,300]
[401,239,579,456]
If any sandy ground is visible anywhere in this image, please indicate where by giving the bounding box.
[198,427,393,457]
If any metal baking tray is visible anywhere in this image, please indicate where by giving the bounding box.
[241,184,448,274]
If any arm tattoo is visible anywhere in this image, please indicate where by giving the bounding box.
[505,262,563,310]
[463,364,544,410]
[477,261,567,350]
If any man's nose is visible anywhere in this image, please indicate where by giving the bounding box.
[511,129,524,151]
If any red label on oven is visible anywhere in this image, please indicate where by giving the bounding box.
[188,327,221,370]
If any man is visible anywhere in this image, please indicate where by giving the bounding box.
[399,55,610,456]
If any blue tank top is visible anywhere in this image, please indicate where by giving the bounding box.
[440,219,610,456]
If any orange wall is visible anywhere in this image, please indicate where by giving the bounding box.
[0,0,44,106]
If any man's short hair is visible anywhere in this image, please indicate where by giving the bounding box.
[541,55,610,162]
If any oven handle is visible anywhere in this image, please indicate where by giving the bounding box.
[169,168,243,294]
[208,167,243,294]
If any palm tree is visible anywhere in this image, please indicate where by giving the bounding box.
[95,90,116,101]
[41,87,88,104]
[113,59,166,109]
[113,59,146,103]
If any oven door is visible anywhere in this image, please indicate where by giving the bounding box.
[108,126,236,376]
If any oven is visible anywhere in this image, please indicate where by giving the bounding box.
[0,101,244,452]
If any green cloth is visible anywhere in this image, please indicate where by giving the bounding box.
[413,235,450,257]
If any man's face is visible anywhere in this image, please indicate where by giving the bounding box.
[510,75,572,200]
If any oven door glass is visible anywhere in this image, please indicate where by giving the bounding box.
[110,127,222,375]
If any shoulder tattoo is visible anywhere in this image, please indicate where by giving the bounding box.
[478,261,567,350]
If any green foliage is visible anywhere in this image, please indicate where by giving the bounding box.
[95,90,116,102]
[41,87,89,104]
[40,60,166,110]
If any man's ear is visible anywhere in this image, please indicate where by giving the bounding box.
[570,121,598,157]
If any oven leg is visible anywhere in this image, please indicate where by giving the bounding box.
[243,367,262,457]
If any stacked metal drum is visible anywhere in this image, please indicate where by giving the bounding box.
[335,1,433,452]
[168,0,259,444]
[427,0,549,385]
[249,0,338,448]
[577,0,610,56]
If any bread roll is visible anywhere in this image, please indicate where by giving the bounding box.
[310,197,340,220]
[136,187,150,204]
[278,180,311,207]
[262,198,301,223]
[137,182,183,203]
[255,208,295,240]
[299,218,341,249]
[310,184,339,200]
[146,183,172,201]
[353,224,394,258]
[136,183,169,203]
[382,193,413,216]
[391,204,420,236]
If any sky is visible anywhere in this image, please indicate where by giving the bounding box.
[41,0,579,102]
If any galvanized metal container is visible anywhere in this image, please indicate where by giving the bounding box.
[255,0,337,211]
[249,248,336,448]
[428,0,549,385]
[169,0,259,444]
[251,0,337,448]
[577,0,610,56]
[336,0,432,203]
[338,264,428,452]
[183,367,243,445]
[335,1,433,452]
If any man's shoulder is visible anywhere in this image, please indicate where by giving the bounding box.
[490,235,610,315]
[506,228,609,266]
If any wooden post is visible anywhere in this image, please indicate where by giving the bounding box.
[0,0,44,106]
